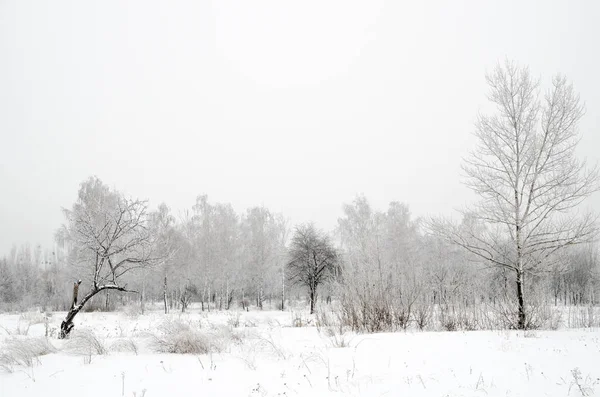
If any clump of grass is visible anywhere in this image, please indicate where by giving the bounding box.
[291,311,311,327]
[569,367,598,397]
[250,333,288,359]
[64,328,107,356]
[322,327,354,348]
[227,312,241,328]
[0,322,31,336]
[109,338,139,355]
[0,337,56,372]
[150,320,222,354]
[315,311,353,347]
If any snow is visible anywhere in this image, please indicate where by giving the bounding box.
[1,308,600,397]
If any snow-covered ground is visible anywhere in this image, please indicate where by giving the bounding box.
[1,308,599,397]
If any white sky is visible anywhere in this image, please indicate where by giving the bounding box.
[1,0,599,256]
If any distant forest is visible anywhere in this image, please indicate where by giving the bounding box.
[1,61,599,333]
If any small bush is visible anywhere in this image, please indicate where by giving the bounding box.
[392,305,411,331]
[414,303,432,331]
[227,312,241,328]
[322,327,353,348]
[438,305,458,331]
[316,311,340,331]
[0,337,56,372]
[150,320,219,354]
[535,305,563,330]
[209,324,245,348]
[569,367,599,397]
[109,338,139,355]
[291,311,311,327]
[246,333,288,359]
[64,329,107,356]
[442,317,458,332]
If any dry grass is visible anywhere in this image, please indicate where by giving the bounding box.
[291,311,311,327]
[567,367,599,397]
[226,312,241,328]
[0,337,56,372]
[64,328,107,356]
[122,304,143,318]
[315,310,354,347]
[566,306,600,329]
[322,327,354,348]
[149,319,226,354]
[0,322,31,336]
[19,312,46,325]
[109,338,139,355]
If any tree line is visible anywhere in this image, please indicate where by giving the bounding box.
[0,60,598,333]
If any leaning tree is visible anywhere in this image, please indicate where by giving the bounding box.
[430,60,598,329]
[57,176,157,338]
[287,223,339,314]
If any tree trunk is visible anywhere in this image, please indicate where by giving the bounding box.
[60,305,83,339]
[60,287,98,339]
[140,277,146,315]
[516,270,526,329]
[225,280,230,310]
[60,284,135,339]
[71,280,81,309]
[207,283,211,312]
[163,274,168,314]
[309,289,316,314]
[219,283,223,310]
[228,292,234,310]
[281,266,285,311]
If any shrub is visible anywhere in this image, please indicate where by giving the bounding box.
[64,328,107,356]
[291,311,311,327]
[227,312,241,328]
[109,338,139,355]
[414,303,432,331]
[0,337,56,372]
[150,320,220,354]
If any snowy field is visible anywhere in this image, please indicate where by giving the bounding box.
[1,307,600,397]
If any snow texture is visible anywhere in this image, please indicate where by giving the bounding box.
[1,308,599,397]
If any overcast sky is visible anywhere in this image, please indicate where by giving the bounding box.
[1,0,599,256]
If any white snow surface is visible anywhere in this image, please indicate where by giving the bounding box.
[1,308,599,397]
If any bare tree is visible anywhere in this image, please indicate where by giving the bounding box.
[337,196,426,332]
[0,258,16,304]
[276,215,290,311]
[239,206,283,309]
[148,203,178,314]
[287,223,339,314]
[57,177,156,338]
[429,61,599,329]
